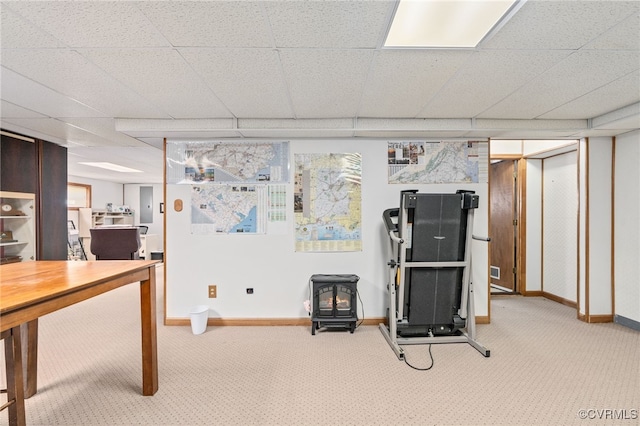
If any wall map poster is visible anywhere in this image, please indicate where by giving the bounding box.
[388,140,488,184]
[191,184,265,234]
[294,153,362,252]
[166,140,290,235]
[166,140,289,184]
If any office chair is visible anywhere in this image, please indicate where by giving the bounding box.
[90,227,141,260]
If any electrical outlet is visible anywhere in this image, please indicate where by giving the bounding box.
[246,288,254,294]
[208,285,217,298]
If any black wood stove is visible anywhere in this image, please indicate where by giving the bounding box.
[310,274,359,335]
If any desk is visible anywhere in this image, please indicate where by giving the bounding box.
[0,260,159,426]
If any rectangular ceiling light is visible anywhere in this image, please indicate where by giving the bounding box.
[79,162,143,173]
[384,0,520,48]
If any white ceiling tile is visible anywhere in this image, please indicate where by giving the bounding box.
[354,130,469,138]
[539,71,640,119]
[1,117,113,146]
[138,1,272,48]
[238,129,355,138]
[80,48,232,119]
[0,4,66,48]
[2,49,170,118]
[121,130,242,139]
[356,118,471,131]
[265,0,394,48]
[180,48,293,118]
[238,118,353,130]
[478,50,640,119]
[475,119,587,131]
[135,137,164,150]
[115,118,235,132]
[584,10,640,50]
[59,118,149,147]
[279,49,373,118]
[1,67,106,118]
[68,146,163,184]
[0,100,47,118]
[419,50,572,118]
[359,50,473,118]
[483,1,640,50]
[6,1,169,47]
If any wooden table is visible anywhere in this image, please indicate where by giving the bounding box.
[0,260,159,426]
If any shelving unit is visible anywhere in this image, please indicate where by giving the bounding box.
[91,210,135,227]
[0,191,36,264]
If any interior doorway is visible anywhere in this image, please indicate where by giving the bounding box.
[489,159,518,294]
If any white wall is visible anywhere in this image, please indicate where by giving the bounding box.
[579,140,587,313]
[525,158,543,292]
[67,176,124,233]
[523,140,576,156]
[490,140,522,155]
[68,176,124,209]
[614,130,640,327]
[165,139,489,321]
[124,183,164,246]
[584,138,613,317]
[542,151,578,303]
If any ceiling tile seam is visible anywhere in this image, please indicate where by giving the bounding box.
[577,8,640,51]
[273,48,297,120]
[414,49,480,118]
[71,48,176,120]
[60,118,139,147]
[472,49,577,119]
[1,63,109,118]
[1,3,69,49]
[132,3,176,49]
[259,1,279,50]
[0,99,48,119]
[68,47,174,117]
[354,49,381,119]
[174,48,237,119]
[533,68,640,122]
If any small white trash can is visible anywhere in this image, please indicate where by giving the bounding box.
[189,305,209,335]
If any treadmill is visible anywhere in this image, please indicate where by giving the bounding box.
[379,190,490,359]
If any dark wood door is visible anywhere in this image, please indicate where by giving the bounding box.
[489,160,516,292]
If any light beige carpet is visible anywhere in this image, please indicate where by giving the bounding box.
[2,266,638,425]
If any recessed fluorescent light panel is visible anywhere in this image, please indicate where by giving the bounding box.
[79,162,143,173]
[384,0,520,48]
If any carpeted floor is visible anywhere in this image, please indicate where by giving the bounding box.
[2,264,638,425]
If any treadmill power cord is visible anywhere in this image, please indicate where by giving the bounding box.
[402,344,434,371]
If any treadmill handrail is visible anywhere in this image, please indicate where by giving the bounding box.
[389,230,403,244]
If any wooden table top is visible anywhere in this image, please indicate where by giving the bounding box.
[0,260,158,315]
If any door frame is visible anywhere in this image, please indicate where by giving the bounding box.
[488,155,528,295]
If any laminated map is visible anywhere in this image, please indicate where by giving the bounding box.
[294,153,362,252]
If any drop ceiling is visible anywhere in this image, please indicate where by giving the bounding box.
[1,0,639,184]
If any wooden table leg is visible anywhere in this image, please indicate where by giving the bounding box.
[3,326,27,426]
[139,265,158,396]
[20,320,38,398]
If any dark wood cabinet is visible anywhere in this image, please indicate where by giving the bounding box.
[1,130,67,260]
[0,134,37,193]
